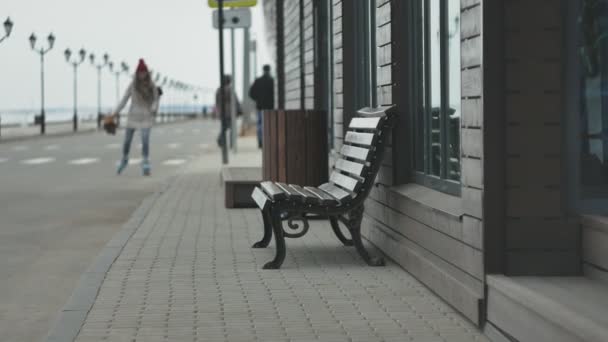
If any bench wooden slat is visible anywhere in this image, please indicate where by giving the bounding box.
[345,131,376,146]
[276,182,303,201]
[288,184,320,204]
[340,144,371,161]
[251,187,270,210]
[260,181,287,200]
[349,117,382,130]
[330,171,361,192]
[319,183,352,202]
[334,158,365,177]
[304,187,339,205]
[357,107,388,117]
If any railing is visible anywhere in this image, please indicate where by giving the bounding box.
[0,112,202,140]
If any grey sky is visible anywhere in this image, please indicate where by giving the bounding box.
[0,0,271,111]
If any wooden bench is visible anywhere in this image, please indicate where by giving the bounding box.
[250,106,396,269]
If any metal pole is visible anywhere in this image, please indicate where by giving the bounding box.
[252,39,257,79]
[218,0,228,164]
[243,27,250,116]
[73,64,78,131]
[230,27,237,151]
[97,67,102,128]
[40,52,46,135]
[115,73,120,126]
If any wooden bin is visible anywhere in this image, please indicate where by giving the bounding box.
[262,110,328,186]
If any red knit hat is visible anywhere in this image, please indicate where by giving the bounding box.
[136,59,148,73]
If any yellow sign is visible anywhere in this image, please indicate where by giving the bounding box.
[208,0,257,8]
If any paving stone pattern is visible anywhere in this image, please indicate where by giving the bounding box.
[75,159,489,342]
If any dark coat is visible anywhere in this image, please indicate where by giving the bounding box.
[249,74,274,110]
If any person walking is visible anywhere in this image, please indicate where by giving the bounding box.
[248,65,274,148]
[110,58,159,176]
[215,75,242,147]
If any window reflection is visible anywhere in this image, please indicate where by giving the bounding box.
[447,0,461,181]
[579,0,608,195]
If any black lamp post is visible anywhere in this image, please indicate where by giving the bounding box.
[29,32,55,135]
[0,17,13,44]
[90,52,109,128]
[109,61,129,126]
[64,47,86,132]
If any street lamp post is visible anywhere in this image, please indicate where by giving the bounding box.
[64,48,86,132]
[109,61,128,126]
[90,52,109,128]
[29,32,55,135]
[0,17,13,44]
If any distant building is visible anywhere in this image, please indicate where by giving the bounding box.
[261,1,608,340]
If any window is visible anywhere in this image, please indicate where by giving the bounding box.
[565,0,608,214]
[412,0,461,195]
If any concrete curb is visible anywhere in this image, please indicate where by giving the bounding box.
[43,176,176,342]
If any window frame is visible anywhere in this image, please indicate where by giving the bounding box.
[411,0,462,197]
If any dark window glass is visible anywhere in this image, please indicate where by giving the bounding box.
[579,0,608,196]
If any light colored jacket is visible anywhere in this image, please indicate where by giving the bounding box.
[114,81,159,129]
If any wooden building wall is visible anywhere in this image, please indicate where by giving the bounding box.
[337,0,485,325]
[502,0,580,275]
[332,0,344,149]
[284,0,303,109]
[264,0,315,110]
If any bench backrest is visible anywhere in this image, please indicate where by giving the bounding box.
[321,106,396,205]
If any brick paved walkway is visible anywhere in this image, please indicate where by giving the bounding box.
[73,156,489,342]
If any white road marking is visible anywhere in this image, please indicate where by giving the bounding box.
[162,159,187,166]
[200,143,209,149]
[21,157,55,165]
[13,145,28,151]
[167,143,181,149]
[105,143,120,149]
[193,128,201,133]
[69,158,100,165]
[115,158,141,166]
[45,144,60,150]
[0,158,8,163]
[175,129,184,134]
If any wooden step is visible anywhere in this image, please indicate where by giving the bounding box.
[222,167,262,208]
[487,275,608,342]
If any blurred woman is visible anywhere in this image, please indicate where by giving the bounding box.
[111,58,159,176]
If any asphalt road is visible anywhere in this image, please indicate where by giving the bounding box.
[0,119,221,342]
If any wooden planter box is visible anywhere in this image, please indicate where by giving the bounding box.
[262,110,328,186]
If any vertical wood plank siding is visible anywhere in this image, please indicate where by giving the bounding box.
[284,0,302,109]
[503,0,580,275]
[333,0,344,149]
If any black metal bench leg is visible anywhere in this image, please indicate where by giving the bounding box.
[263,209,286,269]
[347,205,385,266]
[330,217,354,246]
[252,207,273,248]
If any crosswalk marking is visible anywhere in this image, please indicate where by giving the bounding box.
[174,129,184,134]
[129,158,142,165]
[193,128,201,134]
[45,144,60,150]
[200,143,209,149]
[69,158,100,165]
[0,158,7,163]
[13,145,28,151]
[162,159,187,166]
[21,157,55,165]
[167,143,181,149]
[105,143,120,149]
